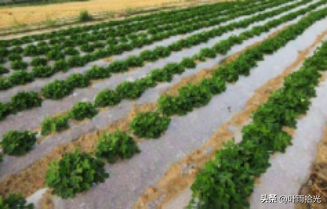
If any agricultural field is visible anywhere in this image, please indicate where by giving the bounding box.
[1,0,327,208]
[0,0,221,29]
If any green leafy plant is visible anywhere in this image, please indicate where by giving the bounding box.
[150,68,174,82]
[85,66,110,79]
[0,78,12,90]
[66,73,90,88]
[64,47,80,55]
[45,149,109,199]
[164,63,184,75]
[181,57,196,69]
[47,49,64,61]
[157,95,184,116]
[95,130,140,163]
[125,56,144,67]
[153,46,171,57]
[195,48,216,61]
[92,49,108,60]
[140,50,159,61]
[67,55,84,67]
[0,65,9,75]
[11,46,23,53]
[115,81,145,99]
[94,89,121,107]
[81,44,95,53]
[23,44,38,56]
[1,131,37,156]
[70,102,98,121]
[10,91,42,113]
[32,66,56,78]
[159,84,212,116]
[0,193,33,209]
[53,59,68,72]
[41,115,70,135]
[107,60,128,73]
[31,57,48,67]
[8,53,22,61]
[130,112,170,138]
[200,77,226,94]
[10,60,28,70]
[37,46,51,55]
[9,71,34,85]
[0,48,8,57]
[41,80,73,99]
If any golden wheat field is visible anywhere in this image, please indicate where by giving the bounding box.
[0,0,216,28]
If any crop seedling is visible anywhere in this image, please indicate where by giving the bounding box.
[93,49,108,60]
[63,40,75,48]
[140,50,159,61]
[66,73,90,88]
[11,46,23,53]
[195,48,216,61]
[0,65,9,75]
[33,66,56,78]
[95,130,140,163]
[37,41,47,47]
[53,59,68,72]
[200,77,226,94]
[181,57,196,69]
[116,81,145,99]
[47,49,64,61]
[38,46,51,55]
[150,68,174,82]
[10,60,28,70]
[0,48,8,57]
[64,47,80,56]
[82,54,95,63]
[130,112,171,138]
[125,56,144,67]
[8,53,22,61]
[10,91,42,113]
[1,131,37,156]
[0,194,33,209]
[81,44,95,53]
[107,60,129,73]
[0,78,12,90]
[164,63,185,75]
[67,55,84,67]
[23,45,38,56]
[94,89,121,107]
[85,66,110,79]
[154,46,171,57]
[41,80,73,99]
[41,115,70,135]
[70,102,98,121]
[45,149,109,199]
[9,71,34,85]
[31,57,48,67]
[0,102,11,120]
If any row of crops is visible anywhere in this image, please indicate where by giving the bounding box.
[0,0,295,90]
[0,0,321,121]
[1,0,327,208]
[1,0,321,153]
[188,39,327,209]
